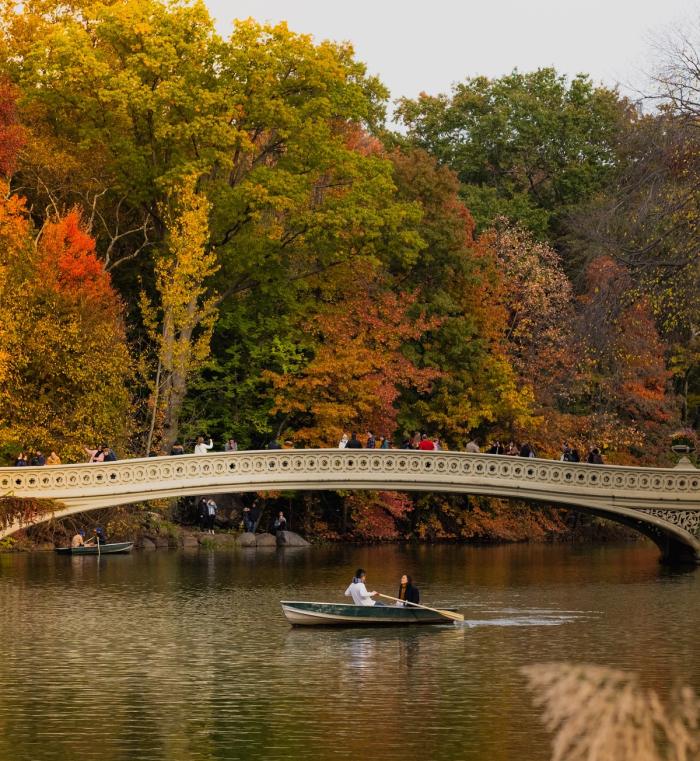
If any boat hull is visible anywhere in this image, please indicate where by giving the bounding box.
[281,601,455,626]
[55,542,133,555]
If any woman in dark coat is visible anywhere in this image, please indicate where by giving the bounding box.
[397,574,420,606]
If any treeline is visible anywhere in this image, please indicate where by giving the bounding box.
[0,0,698,539]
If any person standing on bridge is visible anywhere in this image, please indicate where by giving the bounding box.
[46,450,61,465]
[345,433,362,449]
[465,439,480,453]
[194,436,214,455]
[418,434,435,451]
[84,446,105,463]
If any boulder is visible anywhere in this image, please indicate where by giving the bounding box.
[210,533,236,547]
[236,532,257,547]
[255,532,277,547]
[181,532,199,549]
[277,531,310,547]
[141,537,156,551]
[154,535,170,549]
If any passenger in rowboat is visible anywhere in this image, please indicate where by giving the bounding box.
[344,569,383,606]
[396,574,420,607]
[70,530,85,548]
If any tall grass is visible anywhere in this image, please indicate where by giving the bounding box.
[522,663,699,761]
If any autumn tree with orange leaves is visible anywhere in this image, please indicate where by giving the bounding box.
[0,201,132,462]
[265,265,440,447]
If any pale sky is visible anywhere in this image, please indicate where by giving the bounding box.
[205,0,697,105]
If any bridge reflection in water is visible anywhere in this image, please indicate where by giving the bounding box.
[2,450,699,564]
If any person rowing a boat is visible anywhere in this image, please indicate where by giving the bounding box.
[396,574,420,607]
[344,569,381,606]
[85,527,107,546]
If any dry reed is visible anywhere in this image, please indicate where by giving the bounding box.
[522,663,699,761]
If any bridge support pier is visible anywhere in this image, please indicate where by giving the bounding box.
[652,534,700,566]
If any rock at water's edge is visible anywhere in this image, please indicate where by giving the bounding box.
[277,531,310,547]
[255,533,277,547]
[236,532,257,547]
[141,537,156,551]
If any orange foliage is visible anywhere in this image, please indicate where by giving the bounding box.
[37,211,115,305]
[267,268,442,446]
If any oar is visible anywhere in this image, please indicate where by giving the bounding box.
[377,593,464,623]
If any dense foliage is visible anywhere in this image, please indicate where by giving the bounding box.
[0,0,696,540]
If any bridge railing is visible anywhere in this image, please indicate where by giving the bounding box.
[1,449,699,507]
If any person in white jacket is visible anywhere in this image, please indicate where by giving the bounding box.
[344,569,379,606]
[194,436,214,455]
[338,433,349,448]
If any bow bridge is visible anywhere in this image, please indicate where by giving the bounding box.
[2,450,700,563]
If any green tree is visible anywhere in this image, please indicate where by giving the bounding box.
[396,68,628,240]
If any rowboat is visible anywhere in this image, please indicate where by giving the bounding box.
[55,542,133,556]
[281,600,456,626]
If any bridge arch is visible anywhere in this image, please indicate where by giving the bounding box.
[2,450,699,563]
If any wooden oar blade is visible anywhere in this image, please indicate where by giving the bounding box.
[436,609,464,622]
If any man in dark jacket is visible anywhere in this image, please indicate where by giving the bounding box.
[345,432,362,449]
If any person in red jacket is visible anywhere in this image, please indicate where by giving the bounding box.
[418,434,435,451]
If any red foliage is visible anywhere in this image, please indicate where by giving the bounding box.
[348,491,413,540]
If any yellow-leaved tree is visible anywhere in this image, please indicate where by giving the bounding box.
[142,175,218,454]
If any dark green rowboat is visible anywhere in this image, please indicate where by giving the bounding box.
[281,600,456,626]
[55,542,133,556]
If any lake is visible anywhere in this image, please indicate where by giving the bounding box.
[0,542,698,761]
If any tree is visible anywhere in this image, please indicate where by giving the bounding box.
[389,148,535,445]
[396,68,628,240]
[264,263,440,446]
[573,256,676,462]
[3,4,420,447]
[141,175,217,454]
[0,80,24,177]
[566,112,699,433]
[0,199,132,462]
[478,223,574,398]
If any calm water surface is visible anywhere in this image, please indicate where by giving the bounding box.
[1,542,698,761]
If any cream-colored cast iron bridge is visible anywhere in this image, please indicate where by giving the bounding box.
[2,450,700,563]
